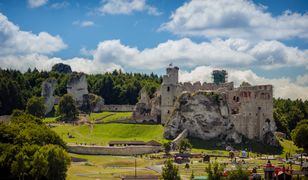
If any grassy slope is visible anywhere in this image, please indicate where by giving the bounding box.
[43,111,133,123]
[89,111,132,122]
[52,123,166,145]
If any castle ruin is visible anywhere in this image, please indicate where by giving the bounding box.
[134,65,277,144]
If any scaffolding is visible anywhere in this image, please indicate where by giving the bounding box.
[212,70,228,84]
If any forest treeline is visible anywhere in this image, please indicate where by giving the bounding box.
[0,68,161,115]
[0,68,307,137]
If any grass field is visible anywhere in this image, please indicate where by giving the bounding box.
[52,123,166,145]
[67,153,163,180]
[89,111,132,122]
[43,111,132,123]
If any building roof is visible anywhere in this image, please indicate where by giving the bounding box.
[109,141,146,145]
[146,140,162,146]
[122,175,160,180]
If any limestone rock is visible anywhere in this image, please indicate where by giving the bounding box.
[67,73,88,107]
[139,88,151,107]
[52,63,72,74]
[41,79,57,115]
[164,91,241,143]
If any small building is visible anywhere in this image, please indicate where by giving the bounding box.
[174,153,190,164]
[122,175,160,180]
[109,141,147,146]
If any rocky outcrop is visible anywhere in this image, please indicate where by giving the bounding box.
[52,63,72,74]
[164,91,242,143]
[41,79,57,115]
[133,88,162,123]
[81,93,104,113]
[67,73,88,107]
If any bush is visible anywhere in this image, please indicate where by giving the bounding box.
[26,96,46,118]
[228,165,250,180]
[58,94,78,120]
[161,159,181,180]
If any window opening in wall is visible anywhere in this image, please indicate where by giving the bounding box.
[167,86,170,92]
[167,110,170,114]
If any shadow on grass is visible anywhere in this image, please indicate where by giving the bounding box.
[189,137,283,155]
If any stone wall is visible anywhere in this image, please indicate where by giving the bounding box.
[67,145,161,155]
[94,105,135,112]
[171,129,188,149]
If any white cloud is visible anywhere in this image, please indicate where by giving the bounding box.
[28,0,48,8]
[160,0,308,40]
[0,54,122,74]
[73,20,95,27]
[89,38,308,70]
[296,74,308,86]
[0,13,67,55]
[98,0,161,16]
[50,1,69,9]
[179,66,308,100]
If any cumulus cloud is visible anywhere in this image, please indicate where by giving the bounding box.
[160,0,308,40]
[179,66,308,100]
[0,54,122,74]
[73,20,95,27]
[0,13,67,55]
[296,74,308,86]
[97,0,161,16]
[88,38,308,70]
[28,0,48,8]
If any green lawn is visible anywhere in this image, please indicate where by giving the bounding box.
[52,123,165,145]
[89,111,132,122]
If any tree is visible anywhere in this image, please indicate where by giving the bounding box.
[11,151,29,180]
[0,112,68,179]
[30,149,48,180]
[26,96,46,118]
[39,145,71,180]
[177,138,192,153]
[206,162,224,180]
[228,165,250,180]
[291,120,308,152]
[58,94,78,120]
[163,142,172,155]
[161,159,181,180]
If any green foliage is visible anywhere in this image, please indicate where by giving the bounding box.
[58,94,78,120]
[228,165,250,180]
[26,96,46,118]
[178,138,192,153]
[0,68,161,115]
[161,159,181,180]
[206,162,224,180]
[291,120,308,152]
[274,98,308,137]
[163,142,172,155]
[0,112,69,179]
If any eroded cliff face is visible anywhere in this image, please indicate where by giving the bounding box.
[41,79,57,115]
[67,73,88,107]
[164,91,241,143]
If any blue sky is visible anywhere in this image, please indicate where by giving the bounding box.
[0,0,307,99]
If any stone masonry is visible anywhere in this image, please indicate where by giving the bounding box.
[135,65,277,145]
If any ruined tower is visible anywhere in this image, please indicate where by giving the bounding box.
[161,64,179,124]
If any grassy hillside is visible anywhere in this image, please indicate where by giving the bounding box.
[89,111,132,122]
[52,123,166,145]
